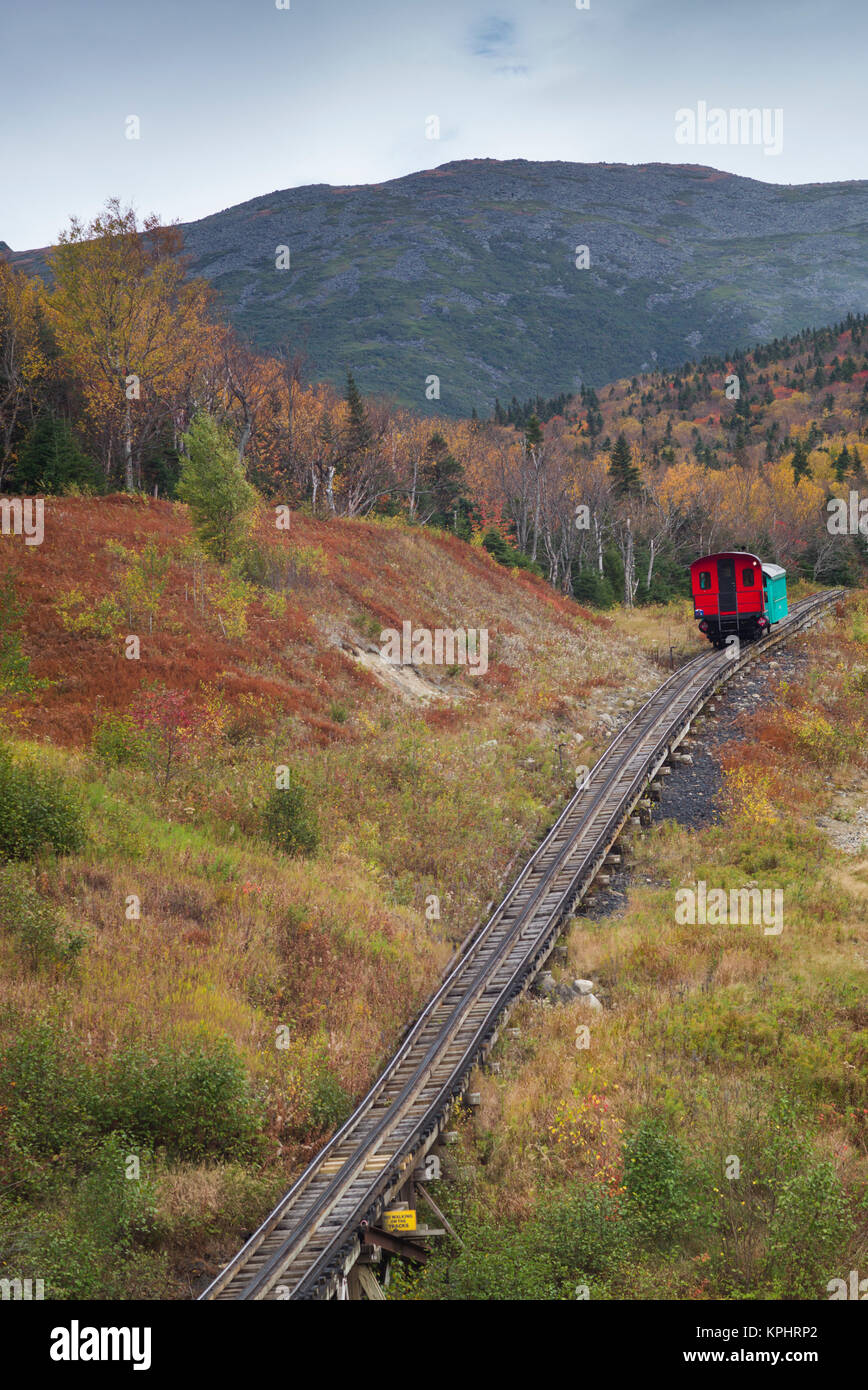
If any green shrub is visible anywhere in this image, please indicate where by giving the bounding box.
[572,568,617,609]
[177,413,258,563]
[427,1217,561,1300]
[530,1183,627,1280]
[0,1024,265,1179]
[14,413,101,495]
[70,1133,160,1251]
[91,711,146,767]
[766,1163,855,1299]
[623,1116,696,1247]
[97,1038,265,1162]
[0,1022,97,1185]
[0,867,86,971]
[307,1059,350,1131]
[0,745,85,861]
[481,527,542,576]
[37,1230,167,1300]
[29,1224,109,1300]
[19,1202,167,1300]
[261,780,319,856]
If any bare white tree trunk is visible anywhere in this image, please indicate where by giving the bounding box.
[621,516,638,608]
[124,397,134,491]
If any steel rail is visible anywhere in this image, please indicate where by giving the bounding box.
[199,587,843,1301]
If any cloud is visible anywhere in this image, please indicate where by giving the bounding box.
[469,16,515,58]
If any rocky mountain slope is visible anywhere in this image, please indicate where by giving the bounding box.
[11,159,868,416]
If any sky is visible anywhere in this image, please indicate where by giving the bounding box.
[3,0,866,249]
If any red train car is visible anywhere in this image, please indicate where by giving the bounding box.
[690,551,787,648]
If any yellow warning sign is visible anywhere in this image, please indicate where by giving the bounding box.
[382,1208,417,1233]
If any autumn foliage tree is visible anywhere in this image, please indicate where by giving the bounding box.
[46,199,213,490]
[131,687,205,792]
[3,198,866,598]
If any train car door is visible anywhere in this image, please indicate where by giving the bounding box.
[718,557,737,613]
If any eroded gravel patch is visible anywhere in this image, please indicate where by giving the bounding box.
[581,641,814,921]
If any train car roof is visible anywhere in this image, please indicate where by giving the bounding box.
[689,551,763,569]
[761,562,786,579]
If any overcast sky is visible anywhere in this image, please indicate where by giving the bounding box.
[3,0,865,249]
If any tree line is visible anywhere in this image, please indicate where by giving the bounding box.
[2,200,866,606]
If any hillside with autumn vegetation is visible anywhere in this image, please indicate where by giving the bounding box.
[0,485,665,1297]
[1,198,866,1302]
[2,200,867,620]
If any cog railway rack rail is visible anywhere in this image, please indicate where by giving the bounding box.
[199,588,844,1302]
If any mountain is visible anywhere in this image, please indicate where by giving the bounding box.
[12,159,868,416]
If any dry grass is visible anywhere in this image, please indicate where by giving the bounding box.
[411,596,868,1299]
[0,496,665,1296]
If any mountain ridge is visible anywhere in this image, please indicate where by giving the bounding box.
[10,158,868,416]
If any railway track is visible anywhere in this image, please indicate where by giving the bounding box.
[199,588,844,1302]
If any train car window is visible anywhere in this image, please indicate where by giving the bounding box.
[699,571,711,590]
[742,568,755,586]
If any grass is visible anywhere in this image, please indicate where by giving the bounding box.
[391,596,868,1300]
[606,598,704,663]
[0,496,661,1298]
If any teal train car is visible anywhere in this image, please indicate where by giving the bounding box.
[690,551,788,649]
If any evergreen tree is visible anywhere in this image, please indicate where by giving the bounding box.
[852,444,864,481]
[421,432,467,524]
[609,433,641,496]
[344,372,371,455]
[14,414,100,495]
[177,413,257,562]
[524,415,543,451]
[791,438,812,485]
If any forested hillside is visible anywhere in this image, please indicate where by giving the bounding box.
[3,209,867,619]
[1,193,867,1305]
